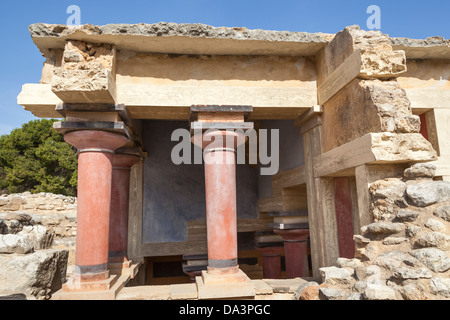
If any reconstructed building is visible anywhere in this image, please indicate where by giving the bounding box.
[17,22,450,299]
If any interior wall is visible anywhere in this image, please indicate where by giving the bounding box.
[258,120,304,199]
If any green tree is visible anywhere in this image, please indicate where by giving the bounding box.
[0,119,78,196]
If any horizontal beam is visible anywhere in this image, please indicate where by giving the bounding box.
[314,132,437,177]
[318,50,363,106]
[318,49,407,105]
[17,84,63,118]
[272,166,306,196]
[18,83,315,120]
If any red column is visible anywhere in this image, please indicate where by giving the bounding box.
[273,229,309,278]
[193,130,246,276]
[256,246,284,279]
[64,131,128,287]
[108,154,140,265]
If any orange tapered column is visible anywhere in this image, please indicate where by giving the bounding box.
[203,131,242,275]
[190,106,256,299]
[63,130,128,291]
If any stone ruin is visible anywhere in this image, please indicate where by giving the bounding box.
[0,193,75,300]
[294,163,450,300]
[1,162,448,300]
[8,22,450,300]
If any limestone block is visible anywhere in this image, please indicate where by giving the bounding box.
[319,266,353,285]
[365,222,405,235]
[51,40,117,103]
[0,225,53,254]
[364,284,397,300]
[52,67,116,103]
[430,278,450,298]
[359,50,407,79]
[395,209,420,222]
[0,234,34,254]
[321,80,423,152]
[0,249,68,300]
[318,25,405,83]
[319,287,348,300]
[406,181,450,207]
[434,206,450,221]
[425,218,447,233]
[393,267,432,280]
[414,232,450,251]
[409,248,450,273]
[370,133,437,162]
[404,163,437,180]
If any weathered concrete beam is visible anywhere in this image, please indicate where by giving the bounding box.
[17,84,63,118]
[29,23,329,57]
[391,37,450,60]
[18,83,316,120]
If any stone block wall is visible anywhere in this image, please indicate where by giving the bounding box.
[294,163,450,300]
[0,192,77,266]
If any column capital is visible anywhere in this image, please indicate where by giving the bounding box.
[191,129,248,151]
[274,229,310,242]
[64,130,128,153]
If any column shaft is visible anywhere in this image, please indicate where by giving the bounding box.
[204,146,238,273]
[64,130,128,282]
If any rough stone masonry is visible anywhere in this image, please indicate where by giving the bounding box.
[294,163,450,300]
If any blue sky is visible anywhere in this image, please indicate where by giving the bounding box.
[0,0,449,136]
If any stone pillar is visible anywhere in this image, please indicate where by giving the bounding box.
[197,130,245,276]
[108,154,141,271]
[273,229,310,278]
[63,130,128,291]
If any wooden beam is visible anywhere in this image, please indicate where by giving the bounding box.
[142,241,208,257]
[271,166,306,196]
[318,50,363,105]
[258,196,283,213]
[313,132,437,178]
[314,134,375,178]
[294,105,323,127]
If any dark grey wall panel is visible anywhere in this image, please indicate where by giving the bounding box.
[257,120,304,199]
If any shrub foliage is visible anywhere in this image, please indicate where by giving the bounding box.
[0,119,78,196]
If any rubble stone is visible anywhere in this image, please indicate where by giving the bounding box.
[406,181,450,207]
